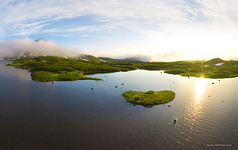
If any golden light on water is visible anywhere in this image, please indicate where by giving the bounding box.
[181,77,207,138]
[194,77,206,104]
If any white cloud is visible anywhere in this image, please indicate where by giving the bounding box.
[0,38,80,57]
[0,0,192,36]
[1,0,238,36]
[1,0,238,60]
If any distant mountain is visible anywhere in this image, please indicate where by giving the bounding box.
[204,58,225,65]
[5,51,103,62]
[35,38,46,42]
[3,46,103,62]
[99,57,144,62]
[123,57,144,62]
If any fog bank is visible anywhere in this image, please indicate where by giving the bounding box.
[0,38,236,62]
[0,38,77,58]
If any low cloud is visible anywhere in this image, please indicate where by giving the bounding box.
[0,38,188,62]
[0,38,237,62]
[0,38,78,58]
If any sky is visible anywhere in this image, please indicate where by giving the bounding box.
[1,0,238,61]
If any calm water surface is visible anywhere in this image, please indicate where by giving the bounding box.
[0,61,237,150]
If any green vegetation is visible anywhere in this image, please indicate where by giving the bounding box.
[122,90,175,106]
[80,55,102,62]
[6,56,238,82]
[31,71,101,81]
[146,90,155,94]
[139,58,238,79]
[6,56,105,81]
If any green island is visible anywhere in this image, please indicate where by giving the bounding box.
[6,56,238,81]
[122,90,175,106]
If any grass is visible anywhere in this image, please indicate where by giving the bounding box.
[122,90,175,106]
[31,71,102,82]
[6,62,24,66]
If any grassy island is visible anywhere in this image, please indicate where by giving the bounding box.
[6,56,238,81]
[122,90,175,106]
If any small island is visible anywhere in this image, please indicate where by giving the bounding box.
[122,90,175,106]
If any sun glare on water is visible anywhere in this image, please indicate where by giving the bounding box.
[182,76,208,134]
[194,77,206,104]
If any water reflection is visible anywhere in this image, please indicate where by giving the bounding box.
[194,77,206,104]
[0,61,31,81]
[180,78,207,143]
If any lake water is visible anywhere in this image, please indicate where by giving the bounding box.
[0,60,237,150]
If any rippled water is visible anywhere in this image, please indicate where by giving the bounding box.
[0,61,237,149]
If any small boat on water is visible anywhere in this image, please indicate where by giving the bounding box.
[174,118,177,124]
[169,118,178,125]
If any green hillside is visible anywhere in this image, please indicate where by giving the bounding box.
[204,58,225,65]
[80,55,101,62]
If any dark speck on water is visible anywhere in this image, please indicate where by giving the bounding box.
[174,118,177,124]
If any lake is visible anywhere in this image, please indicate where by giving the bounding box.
[0,60,237,150]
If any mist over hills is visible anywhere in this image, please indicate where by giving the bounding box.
[7,38,72,59]
[0,38,234,63]
[0,38,77,59]
[0,38,151,62]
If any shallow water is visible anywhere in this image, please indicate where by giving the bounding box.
[0,61,237,150]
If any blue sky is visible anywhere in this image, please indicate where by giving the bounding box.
[1,0,238,61]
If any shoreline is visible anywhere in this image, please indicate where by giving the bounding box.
[6,57,238,81]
